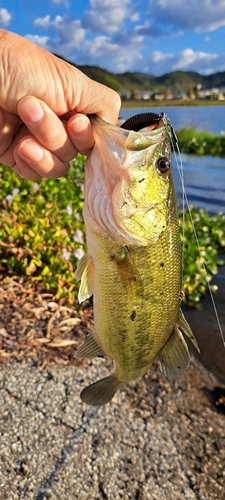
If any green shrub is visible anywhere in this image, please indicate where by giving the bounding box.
[0,156,86,303]
[176,128,225,157]
[0,155,224,307]
[181,208,225,305]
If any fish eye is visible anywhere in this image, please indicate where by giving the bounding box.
[156,156,170,174]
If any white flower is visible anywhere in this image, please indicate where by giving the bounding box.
[74,248,85,260]
[66,204,73,216]
[73,229,84,244]
[5,194,13,206]
[61,248,71,261]
[32,182,40,191]
[5,188,20,205]
[12,187,20,197]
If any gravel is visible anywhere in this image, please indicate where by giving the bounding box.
[0,356,224,500]
[0,270,225,500]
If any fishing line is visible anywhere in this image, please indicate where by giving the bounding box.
[165,116,225,348]
[163,115,186,275]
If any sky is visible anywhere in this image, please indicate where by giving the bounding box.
[1,0,225,76]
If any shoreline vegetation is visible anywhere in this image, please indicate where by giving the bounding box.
[176,128,225,156]
[1,125,225,306]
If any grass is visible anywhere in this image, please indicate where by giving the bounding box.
[0,128,225,307]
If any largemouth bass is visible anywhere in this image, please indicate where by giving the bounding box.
[75,112,198,406]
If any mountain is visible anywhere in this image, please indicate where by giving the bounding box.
[54,54,225,92]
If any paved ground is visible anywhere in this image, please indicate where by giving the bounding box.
[0,268,225,500]
[0,354,225,500]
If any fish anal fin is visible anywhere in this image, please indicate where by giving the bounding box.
[74,253,94,303]
[80,375,123,406]
[158,327,190,381]
[178,308,200,352]
[75,332,104,359]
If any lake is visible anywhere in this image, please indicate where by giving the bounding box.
[120,106,225,214]
[173,154,225,214]
[120,105,225,135]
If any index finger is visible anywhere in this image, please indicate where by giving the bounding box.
[74,76,121,125]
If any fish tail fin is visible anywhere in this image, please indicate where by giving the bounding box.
[80,374,123,406]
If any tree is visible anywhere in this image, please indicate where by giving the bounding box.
[130,87,137,101]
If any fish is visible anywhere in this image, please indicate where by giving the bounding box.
[75,112,199,406]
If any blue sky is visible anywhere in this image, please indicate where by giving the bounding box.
[1,0,225,75]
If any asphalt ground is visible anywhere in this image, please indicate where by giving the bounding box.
[0,267,225,500]
[0,354,225,500]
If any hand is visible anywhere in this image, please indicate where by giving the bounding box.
[0,30,121,179]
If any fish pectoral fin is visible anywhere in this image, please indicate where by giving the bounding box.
[74,253,94,303]
[80,375,123,406]
[158,327,190,381]
[178,308,200,352]
[74,332,104,358]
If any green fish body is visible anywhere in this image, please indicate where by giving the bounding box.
[75,114,198,405]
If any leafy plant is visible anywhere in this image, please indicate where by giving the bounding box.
[181,208,225,305]
[0,154,225,307]
[0,156,86,303]
[176,128,225,157]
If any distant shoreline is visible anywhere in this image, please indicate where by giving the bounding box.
[121,99,225,108]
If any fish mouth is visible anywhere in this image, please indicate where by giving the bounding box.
[120,112,165,132]
[121,112,178,145]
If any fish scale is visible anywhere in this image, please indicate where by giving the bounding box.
[75,113,199,406]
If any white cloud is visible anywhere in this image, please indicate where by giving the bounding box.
[130,12,140,23]
[147,48,225,75]
[30,12,143,71]
[25,34,50,47]
[149,0,225,33]
[82,0,139,33]
[51,0,69,4]
[82,33,144,72]
[26,3,225,76]
[34,15,52,28]
[0,7,11,28]
[31,15,86,58]
[173,48,218,71]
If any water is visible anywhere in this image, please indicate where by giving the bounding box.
[120,105,225,135]
[121,105,225,214]
[173,153,225,214]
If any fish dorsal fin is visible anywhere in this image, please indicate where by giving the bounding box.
[74,253,94,303]
[158,327,190,380]
[178,308,200,352]
[75,332,104,358]
[80,374,123,406]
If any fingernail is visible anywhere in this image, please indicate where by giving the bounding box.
[18,97,44,123]
[12,165,22,176]
[70,115,89,136]
[19,139,44,162]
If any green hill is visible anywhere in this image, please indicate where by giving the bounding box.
[54,54,225,93]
